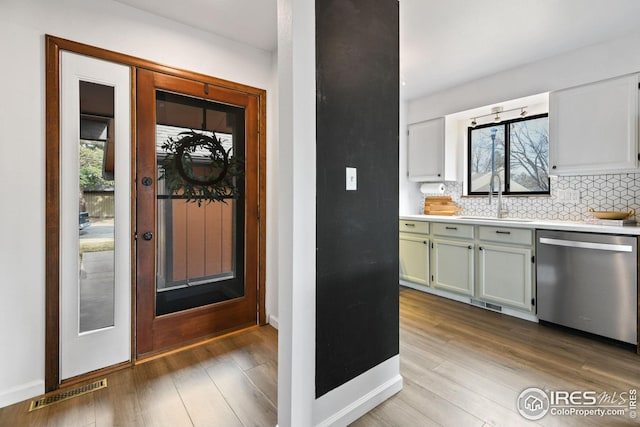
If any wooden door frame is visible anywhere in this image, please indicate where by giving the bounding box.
[45,35,267,392]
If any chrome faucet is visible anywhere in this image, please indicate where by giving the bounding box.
[488,172,508,218]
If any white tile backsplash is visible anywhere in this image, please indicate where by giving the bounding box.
[419,173,640,221]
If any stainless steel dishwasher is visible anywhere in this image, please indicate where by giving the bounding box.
[536,229,637,345]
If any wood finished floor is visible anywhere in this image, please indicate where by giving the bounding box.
[353,288,640,427]
[0,327,278,427]
[2,287,639,426]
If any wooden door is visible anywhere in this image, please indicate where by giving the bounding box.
[136,69,260,356]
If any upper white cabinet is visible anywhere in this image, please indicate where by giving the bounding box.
[408,117,444,181]
[549,74,639,175]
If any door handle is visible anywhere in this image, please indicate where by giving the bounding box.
[539,237,632,252]
[142,231,153,241]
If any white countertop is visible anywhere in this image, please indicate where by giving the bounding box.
[399,214,640,236]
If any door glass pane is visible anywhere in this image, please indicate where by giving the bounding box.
[155,91,245,316]
[78,81,115,333]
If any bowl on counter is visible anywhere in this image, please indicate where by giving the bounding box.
[588,208,635,220]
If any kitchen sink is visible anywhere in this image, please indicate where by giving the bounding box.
[457,216,534,223]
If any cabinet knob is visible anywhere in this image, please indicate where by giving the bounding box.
[423,241,427,244]
[552,165,557,170]
[142,231,153,241]
[437,173,441,177]
[468,245,473,249]
[479,246,484,250]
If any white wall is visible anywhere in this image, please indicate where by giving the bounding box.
[266,50,280,328]
[402,30,640,213]
[408,30,640,123]
[277,1,403,425]
[277,0,316,424]
[0,0,276,408]
[398,100,421,214]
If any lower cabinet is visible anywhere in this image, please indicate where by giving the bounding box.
[399,233,429,286]
[399,220,536,317]
[431,238,474,296]
[477,244,533,311]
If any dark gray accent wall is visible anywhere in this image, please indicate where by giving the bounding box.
[315,0,399,398]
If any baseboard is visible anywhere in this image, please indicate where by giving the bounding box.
[399,280,538,323]
[316,374,402,427]
[400,279,469,304]
[0,380,44,409]
[268,314,279,330]
[314,355,402,427]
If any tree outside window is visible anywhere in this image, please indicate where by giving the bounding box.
[468,114,549,195]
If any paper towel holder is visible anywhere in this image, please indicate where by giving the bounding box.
[420,183,445,195]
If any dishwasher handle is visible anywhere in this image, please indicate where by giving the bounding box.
[539,237,633,253]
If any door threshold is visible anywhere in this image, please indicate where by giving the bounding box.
[135,323,260,364]
[59,361,131,390]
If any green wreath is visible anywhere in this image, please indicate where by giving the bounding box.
[158,131,243,206]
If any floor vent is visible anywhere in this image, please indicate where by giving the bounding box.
[485,302,503,312]
[470,299,503,312]
[470,298,485,307]
[29,378,107,411]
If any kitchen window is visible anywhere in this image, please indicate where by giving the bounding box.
[467,114,549,195]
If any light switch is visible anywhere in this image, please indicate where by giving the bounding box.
[346,167,357,191]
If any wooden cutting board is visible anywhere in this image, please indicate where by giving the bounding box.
[423,196,461,216]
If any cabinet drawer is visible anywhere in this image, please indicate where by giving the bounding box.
[478,226,532,246]
[399,220,429,234]
[432,222,474,239]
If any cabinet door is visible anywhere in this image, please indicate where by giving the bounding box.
[408,118,444,181]
[477,244,532,311]
[549,74,638,174]
[432,238,474,296]
[399,234,429,286]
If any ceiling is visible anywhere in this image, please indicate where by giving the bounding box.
[115,0,640,101]
[114,0,278,51]
[400,0,640,100]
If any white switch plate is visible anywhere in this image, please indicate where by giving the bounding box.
[346,167,357,191]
